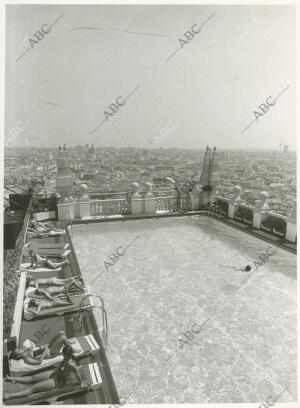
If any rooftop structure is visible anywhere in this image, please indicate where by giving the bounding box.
[2,145,296,405]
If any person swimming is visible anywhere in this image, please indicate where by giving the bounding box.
[221,264,252,272]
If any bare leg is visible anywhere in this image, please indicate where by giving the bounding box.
[52,298,72,307]
[50,276,81,286]
[4,378,55,400]
[48,287,65,296]
[47,331,71,357]
[6,371,50,385]
[45,259,69,269]
[6,376,34,385]
[67,278,85,293]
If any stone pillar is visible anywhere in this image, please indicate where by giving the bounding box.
[253,191,268,229]
[74,199,80,219]
[68,196,76,220]
[57,202,70,220]
[131,183,143,214]
[191,184,201,210]
[78,184,90,219]
[228,185,242,218]
[286,208,297,243]
[144,182,156,214]
[79,200,90,218]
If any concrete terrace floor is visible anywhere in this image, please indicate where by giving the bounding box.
[71,216,296,404]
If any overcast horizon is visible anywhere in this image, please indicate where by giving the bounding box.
[5,4,296,150]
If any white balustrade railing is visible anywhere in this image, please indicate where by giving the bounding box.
[155,195,176,212]
[90,198,130,216]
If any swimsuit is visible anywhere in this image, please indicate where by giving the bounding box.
[50,360,78,387]
[35,254,50,267]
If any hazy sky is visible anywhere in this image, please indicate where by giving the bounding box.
[5,4,296,149]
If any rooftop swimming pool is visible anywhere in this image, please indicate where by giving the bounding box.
[72,216,296,404]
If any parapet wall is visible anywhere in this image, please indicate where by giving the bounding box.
[56,185,296,245]
[214,187,296,244]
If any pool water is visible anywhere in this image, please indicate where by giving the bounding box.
[72,216,296,404]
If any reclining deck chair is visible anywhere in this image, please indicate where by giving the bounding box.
[21,262,62,272]
[24,248,71,258]
[4,361,103,405]
[9,334,100,376]
[22,269,88,297]
[30,243,69,250]
[27,230,65,238]
[24,294,94,321]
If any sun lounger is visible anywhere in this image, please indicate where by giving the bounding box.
[20,263,62,272]
[9,335,100,376]
[28,230,65,238]
[23,269,87,297]
[22,268,85,286]
[24,294,94,321]
[4,361,103,405]
[26,285,88,300]
[23,249,71,258]
[30,243,69,250]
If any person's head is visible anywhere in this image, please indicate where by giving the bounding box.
[26,275,35,288]
[62,345,74,361]
[245,265,251,271]
[28,298,38,309]
[9,348,24,360]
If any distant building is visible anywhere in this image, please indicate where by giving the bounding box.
[55,145,73,200]
[283,145,289,153]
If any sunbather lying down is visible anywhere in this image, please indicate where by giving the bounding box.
[28,221,63,234]
[25,275,85,300]
[28,250,69,270]
[26,274,84,288]
[9,331,74,366]
[24,297,73,317]
[220,264,252,272]
[4,345,87,400]
[27,229,65,238]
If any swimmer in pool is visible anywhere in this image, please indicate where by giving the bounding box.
[221,264,252,272]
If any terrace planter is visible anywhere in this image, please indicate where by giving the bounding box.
[215,199,229,216]
[261,215,287,237]
[234,206,253,225]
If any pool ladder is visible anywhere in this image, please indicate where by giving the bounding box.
[77,294,108,349]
